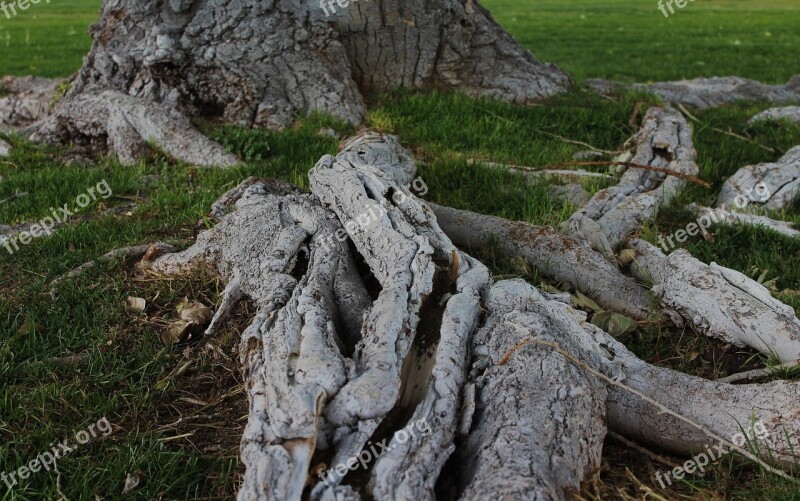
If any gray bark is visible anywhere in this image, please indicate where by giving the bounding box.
[2,0,570,166]
[0,76,63,132]
[750,106,800,125]
[586,75,800,109]
[137,132,800,500]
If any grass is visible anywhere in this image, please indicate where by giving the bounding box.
[2,0,800,499]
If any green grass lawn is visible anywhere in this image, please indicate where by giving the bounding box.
[2,0,800,499]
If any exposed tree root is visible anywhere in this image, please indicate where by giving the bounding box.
[692,204,799,239]
[716,145,800,212]
[431,203,655,321]
[0,76,63,132]
[750,106,800,125]
[586,75,800,109]
[561,107,699,257]
[134,132,799,499]
[31,90,239,167]
[627,239,800,363]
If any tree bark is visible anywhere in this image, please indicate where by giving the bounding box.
[138,132,800,500]
[1,0,570,166]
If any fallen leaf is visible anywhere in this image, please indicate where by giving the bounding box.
[179,301,213,325]
[571,291,603,313]
[591,311,637,337]
[160,300,213,345]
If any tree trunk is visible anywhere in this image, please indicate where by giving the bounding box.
[1,0,570,166]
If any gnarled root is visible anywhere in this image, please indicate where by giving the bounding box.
[561,106,699,255]
[31,90,239,167]
[627,239,800,363]
[137,132,800,500]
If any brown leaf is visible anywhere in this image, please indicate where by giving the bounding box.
[179,301,213,325]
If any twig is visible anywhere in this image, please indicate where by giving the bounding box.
[0,189,27,205]
[711,127,777,153]
[676,102,776,153]
[471,159,614,180]
[532,129,620,155]
[676,103,701,124]
[498,337,797,482]
[609,431,681,469]
[532,161,711,188]
[717,360,800,384]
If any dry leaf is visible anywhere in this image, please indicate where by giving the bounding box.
[160,300,213,345]
[179,301,213,325]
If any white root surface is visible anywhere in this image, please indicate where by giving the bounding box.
[431,203,655,321]
[135,131,800,500]
[457,280,615,500]
[749,106,800,125]
[550,106,800,363]
[692,204,800,238]
[562,106,699,254]
[716,146,800,212]
[32,90,239,167]
[586,75,800,109]
[628,239,800,363]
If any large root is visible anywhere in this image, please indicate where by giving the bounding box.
[31,90,239,167]
[716,145,800,212]
[431,203,655,321]
[686,146,800,239]
[750,106,800,125]
[551,106,800,362]
[456,280,615,499]
[561,106,699,255]
[136,131,800,500]
[586,75,800,109]
[627,239,800,363]
[0,76,63,132]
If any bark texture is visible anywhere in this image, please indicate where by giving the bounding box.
[750,106,800,125]
[562,106,698,256]
[586,75,800,109]
[0,76,63,132]
[137,132,800,500]
[3,0,570,166]
[716,146,800,212]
